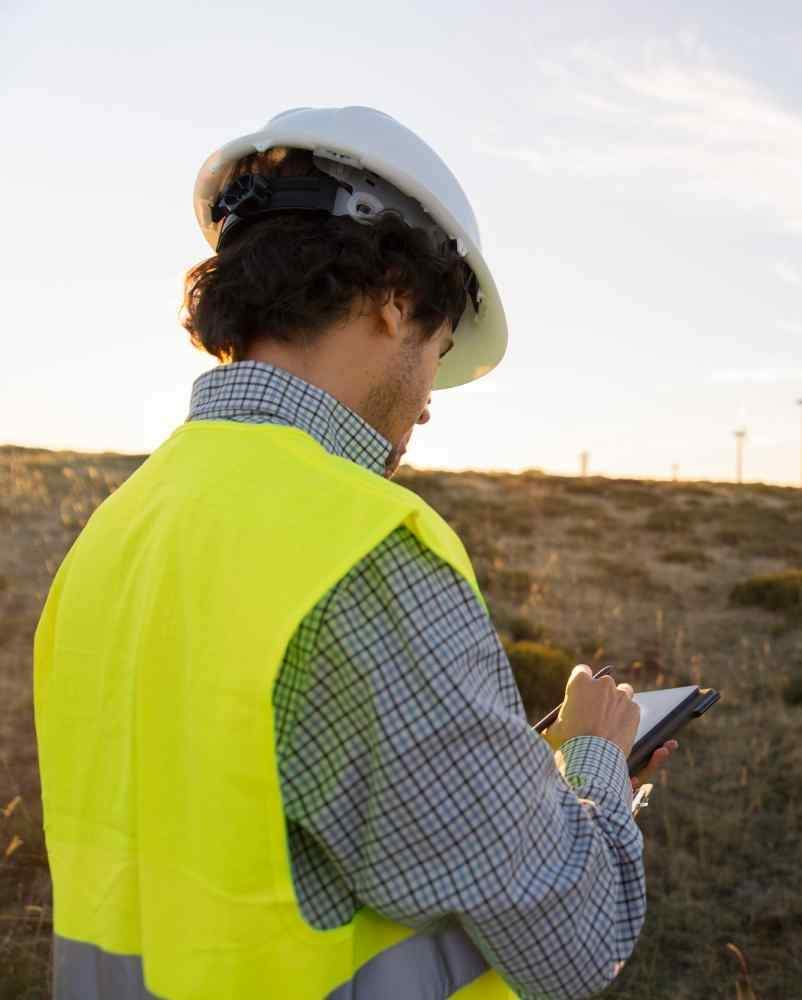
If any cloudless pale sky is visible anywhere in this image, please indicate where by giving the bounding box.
[3,1,802,484]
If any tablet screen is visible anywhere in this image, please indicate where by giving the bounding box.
[632,685,698,743]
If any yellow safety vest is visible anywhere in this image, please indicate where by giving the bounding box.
[34,419,518,999]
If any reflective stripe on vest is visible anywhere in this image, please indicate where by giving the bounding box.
[35,420,516,1000]
[55,919,490,1000]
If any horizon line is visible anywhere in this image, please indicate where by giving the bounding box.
[2,439,799,490]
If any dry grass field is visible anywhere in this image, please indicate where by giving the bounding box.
[1,444,801,999]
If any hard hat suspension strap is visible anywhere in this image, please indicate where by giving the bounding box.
[212,173,341,251]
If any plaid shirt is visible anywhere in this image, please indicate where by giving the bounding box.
[187,360,646,999]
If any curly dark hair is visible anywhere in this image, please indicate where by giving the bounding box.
[180,147,474,363]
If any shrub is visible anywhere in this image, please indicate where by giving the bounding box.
[539,495,592,518]
[612,486,665,510]
[676,485,717,499]
[783,669,802,706]
[729,571,802,613]
[643,509,695,533]
[710,501,801,561]
[659,548,712,569]
[587,554,655,586]
[502,639,575,720]
[491,497,537,536]
[491,567,536,602]
[558,476,607,496]
[746,542,802,562]
[496,613,545,643]
[563,523,597,539]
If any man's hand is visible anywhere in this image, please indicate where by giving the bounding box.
[541,668,679,789]
[631,740,679,791]
[540,667,640,758]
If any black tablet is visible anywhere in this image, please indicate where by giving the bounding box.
[628,684,720,777]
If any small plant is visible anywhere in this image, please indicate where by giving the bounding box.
[729,570,802,614]
[659,548,712,569]
[725,943,759,1000]
[610,486,665,510]
[586,554,661,590]
[497,613,545,643]
[782,665,802,706]
[538,495,593,518]
[563,523,597,539]
[642,508,695,533]
[491,566,536,602]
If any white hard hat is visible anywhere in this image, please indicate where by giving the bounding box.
[192,105,507,391]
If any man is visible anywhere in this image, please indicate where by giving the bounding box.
[35,106,675,1000]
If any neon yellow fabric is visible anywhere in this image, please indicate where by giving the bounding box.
[34,419,516,999]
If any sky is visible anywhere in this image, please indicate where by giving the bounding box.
[3,0,802,485]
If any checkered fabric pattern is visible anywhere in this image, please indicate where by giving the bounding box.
[187,360,646,999]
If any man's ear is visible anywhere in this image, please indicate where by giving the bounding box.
[376,288,410,342]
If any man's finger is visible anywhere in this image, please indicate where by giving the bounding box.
[570,664,592,682]
[633,741,679,787]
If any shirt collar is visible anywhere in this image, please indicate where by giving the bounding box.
[186,360,394,477]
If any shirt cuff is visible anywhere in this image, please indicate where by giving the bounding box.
[556,735,633,811]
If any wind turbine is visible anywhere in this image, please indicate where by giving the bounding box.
[734,427,747,484]
[797,399,802,488]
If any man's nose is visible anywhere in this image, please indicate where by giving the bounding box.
[417,396,432,425]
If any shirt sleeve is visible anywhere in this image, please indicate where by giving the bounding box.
[277,524,646,1000]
